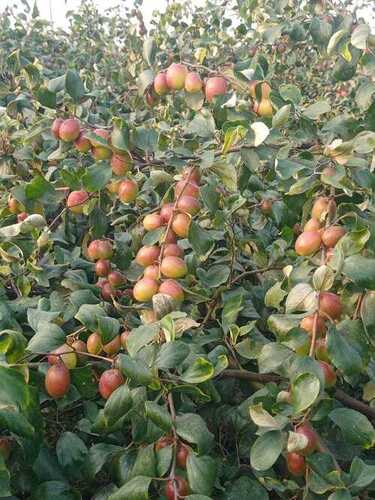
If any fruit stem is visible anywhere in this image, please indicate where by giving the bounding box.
[167,392,179,500]
[309,306,319,357]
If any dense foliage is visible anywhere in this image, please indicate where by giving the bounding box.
[1,0,375,498]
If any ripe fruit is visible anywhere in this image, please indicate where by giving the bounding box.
[205,76,227,102]
[95,259,111,277]
[165,476,189,500]
[253,99,273,117]
[144,264,159,280]
[59,118,81,142]
[295,231,322,256]
[17,212,28,222]
[176,443,189,468]
[164,228,177,244]
[159,279,184,302]
[45,363,71,398]
[135,245,161,267]
[260,199,272,214]
[71,339,87,363]
[87,240,113,261]
[249,81,271,99]
[300,315,326,337]
[166,63,188,90]
[154,72,169,95]
[319,292,342,320]
[185,72,203,93]
[111,153,131,175]
[155,435,174,451]
[101,282,118,301]
[322,226,346,248]
[92,146,112,161]
[48,344,77,369]
[103,335,121,356]
[164,243,184,258]
[182,166,200,184]
[143,213,163,231]
[177,196,200,215]
[160,256,188,279]
[67,190,89,214]
[133,277,159,302]
[287,452,306,477]
[0,437,12,460]
[74,132,91,153]
[296,423,318,455]
[87,332,103,355]
[120,330,130,349]
[304,218,321,232]
[172,213,191,238]
[118,179,138,203]
[51,117,63,139]
[98,369,124,399]
[108,271,125,288]
[311,197,333,221]
[8,197,20,214]
[319,361,337,387]
[175,180,199,198]
[160,203,174,223]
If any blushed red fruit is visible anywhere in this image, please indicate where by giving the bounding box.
[164,228,177,244]
[108,271,125,288]
[92,146,112,161]
[185,72,203,93]
[87,240,113,261]
[296,423,318,455]
[315,338,329,362]
[101,282,118,301]
[175,180,199,198]
[135,245,161,267]
[48,344,77,369]
[205,76,228,102]
[111,153,131,176]
[120,330,130,349]
[17,211,28,222]
[304,218,321,231]
[67,190,89,214]
[159,279,184,302]
[95,259,111,277]
[103,335,121,356]
[71,339,87,363]
[319,361,337,387]
[311,197,334,221]
[322,226,346,248]
[319,292,342,320]
[87,332,103,355]
[98,368,124,399]
[74,132,91,153]
[287,452,306,476]
[160,256,187,279]
[0,437,12,460]
[155,435,174,451]
[59,118,81,142]
[133,277,159,302]
[177,196,200,215]
[8,197,20,214]
[154,72,169,96]
[295,231,322,256]
[143,213,163,231]
[160,203,174,223]
[118,179,138,203]
[166,63,188,90]
[144,264,159,280]
[182,166,200,184]
[300,315,326,337]
[176,443,189,468]
[260,199,273,215]
[164,243,184,258]
[51,118,64,139]
[45,363,71,398]
[165,476,189,500]
[172,212,191,238]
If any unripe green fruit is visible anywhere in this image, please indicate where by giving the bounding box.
[133,277,159,302]
[160,256,187,279]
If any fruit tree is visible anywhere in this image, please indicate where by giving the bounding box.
[1,0,375,498]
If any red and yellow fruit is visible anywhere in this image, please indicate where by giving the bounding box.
[166,63,188,90]
[295,231,322,256]
[159,279,184,302]
[205,76,227,102]
[118,179,138,203]
[98,368,124,399]
[45,363,71,398]
[59,118,81,142]
[67,190,89,214]
[135,245,161,267]
[133,277,159,302]
[160,256,187,279]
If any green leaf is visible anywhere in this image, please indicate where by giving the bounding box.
[155,341,190,369]
[86,443,123,477]
[117,354,156,386]
[265,282,287,310]
[144,401,172,431]
[109,476,152,500]
[82,162,112,192]
[258,343,294,374]
[342,255,375,289]
[302,100,331,120]
[327,29,348,55]
[176,413,214,454]
[328,491,352,500]
[222,288,244,333]
[250,430,283,471]
[180,357,214,383]
[127,324,159,357]
[272,105,291,128]
[31,480,78,500]
[97,316,120,344]
[327,326,363,377]
[185,111,216,138]
[129,445,156,479]
[356,81,375,111]
[329,408,375,447]
[65,69,85,102]
[0,407,35,438]
[285,283,316,313]
[137,69,154,95]
[197,265,230,288]
[104,385,133,426]
[143,38,156,66]
[250,122,270,147]
[27,322,65,353]
[56,432,88,469]
[223,476,269,500]
[25,175,55,201]
[351,24,370,50]
[187,454,217,496]
[291,373,321,413]
[0,329,27,362]
[279,84,301,104]
[188,222,215,258]
[211,160,237,191]
[349,456,375,490]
